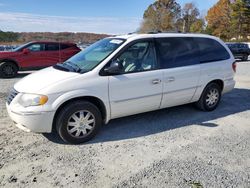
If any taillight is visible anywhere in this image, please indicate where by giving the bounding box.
[232,62,237,73]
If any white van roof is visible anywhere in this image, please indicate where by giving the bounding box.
[114,33,218,41]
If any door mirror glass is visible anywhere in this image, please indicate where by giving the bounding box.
[104,60,123,75]
[22,48,30,54]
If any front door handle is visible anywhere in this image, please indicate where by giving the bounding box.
[167,77,175,82]
[152,79,161,85]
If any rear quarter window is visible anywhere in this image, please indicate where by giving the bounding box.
[60,44,72,50]
[194,38,230,63]
[46,43,60,51]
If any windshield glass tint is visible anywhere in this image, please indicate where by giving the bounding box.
[63,38,125,73]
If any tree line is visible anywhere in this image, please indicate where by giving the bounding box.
[140,0,250,41]
[0,31,19,42]
[19,32,109,44]
[0,31,109,44]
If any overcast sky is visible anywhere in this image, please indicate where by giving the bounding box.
[0,0,218,34]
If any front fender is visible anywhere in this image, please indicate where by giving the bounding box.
[51,89,111,123]
[0,58,19,68]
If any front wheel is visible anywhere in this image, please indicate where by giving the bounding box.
[0,62,18,78]
[195,83,222,111]
[56,101,102,144]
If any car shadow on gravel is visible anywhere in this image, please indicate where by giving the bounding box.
[43,88,250,145]
[16,73,29,78]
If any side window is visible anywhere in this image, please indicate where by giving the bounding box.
[231,44,236,49]
[28,44,44,52]
[46,43,60,51]
[156,37,199,69]
[116,41,157,73]
[60,44,71,50]
[194,38,230,63]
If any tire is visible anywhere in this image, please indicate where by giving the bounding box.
[0,62,18,78]
[195,83,222,111]
[56,101,102,144]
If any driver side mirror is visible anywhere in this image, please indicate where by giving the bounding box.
[22,48,30,54]
[104,60,123,75]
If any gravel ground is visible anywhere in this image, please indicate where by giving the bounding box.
[0,61,250,188]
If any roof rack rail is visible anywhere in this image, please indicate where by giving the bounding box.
[147,30,162,34]
[127,32,137,35]
[147,30,182,34]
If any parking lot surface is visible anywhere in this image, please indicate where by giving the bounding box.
[0,61,250,188]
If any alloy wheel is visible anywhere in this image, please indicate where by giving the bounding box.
[206,88,219,107]
[67,110,95,138]
[3,64,15,76]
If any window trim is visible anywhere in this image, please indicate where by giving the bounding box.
[100,38,160,76]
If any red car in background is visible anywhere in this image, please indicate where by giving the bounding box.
[0,41,81,78]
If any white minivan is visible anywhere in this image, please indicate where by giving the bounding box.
[6,33,236,144]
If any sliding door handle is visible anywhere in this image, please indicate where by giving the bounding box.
[152,79,161,85]
[167,77,175,82]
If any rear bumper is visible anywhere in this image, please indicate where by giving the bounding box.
[223,78,236,94]
[6,103,54,133]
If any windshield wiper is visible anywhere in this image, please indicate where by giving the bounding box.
[53,63,70,72]
[54,61,82,73]
[64,61,81,72]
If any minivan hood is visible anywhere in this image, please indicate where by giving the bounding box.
[14,67,79,93]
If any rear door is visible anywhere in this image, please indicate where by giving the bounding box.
[233,44,242,57]
[60,44,80,63]
[43,43,60,66]
[155,37,201,108]
[108,40,163,119]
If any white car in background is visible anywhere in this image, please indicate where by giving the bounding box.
[6,33,236,144]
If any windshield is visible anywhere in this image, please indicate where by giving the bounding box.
[54,38,125,73]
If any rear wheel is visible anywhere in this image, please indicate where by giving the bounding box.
[0,62,18,78]
[56,101,102,144]
[195,83,222,111]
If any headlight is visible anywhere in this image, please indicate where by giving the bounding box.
[18,93,48,107]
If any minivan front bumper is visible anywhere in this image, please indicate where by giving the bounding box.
[6,103,54,133]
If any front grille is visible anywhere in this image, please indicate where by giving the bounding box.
[7,89,19,105]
